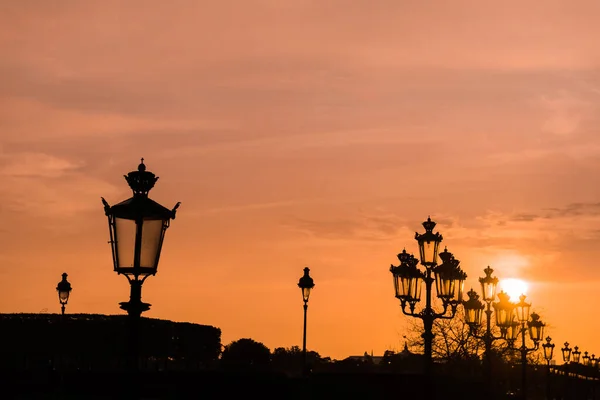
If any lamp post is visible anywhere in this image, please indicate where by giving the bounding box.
[298,267,315,376]
[101,159,180,370]
[56,273,72,316]
[542,337,555,400]
[562,342,572,400]
[463,266,502,396]
[390,217,466,398]
[496,294,544,400]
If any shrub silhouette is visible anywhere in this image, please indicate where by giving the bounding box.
[221,338,270,370]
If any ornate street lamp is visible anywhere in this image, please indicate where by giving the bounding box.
[56,273,72,316]
[101,159,180,318]
[463,266,502,395]
[501,294,545,400]
[390,217,466,398]
[562,342,572,398]
[102,159,180,372]
[297,267,315,376]
[543,337,555,400]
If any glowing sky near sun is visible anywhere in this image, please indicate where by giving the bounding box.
[1,0,600,359]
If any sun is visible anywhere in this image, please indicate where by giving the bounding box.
[498,278,528,302]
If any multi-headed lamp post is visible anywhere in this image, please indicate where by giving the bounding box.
[56,273,72,316]
[494,293,545,400]
[390,217,467,389]
[298,267,315,376]
[463,266,502,393]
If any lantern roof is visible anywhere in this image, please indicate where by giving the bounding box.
[56,273,72,292]
[298,267,315,289]
[463,288,485,311]
[479,266,499,285]
[414,216,443,243]
[125,158,158,196]
[108,195,176,220]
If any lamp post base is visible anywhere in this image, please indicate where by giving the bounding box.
[119,301,151,317]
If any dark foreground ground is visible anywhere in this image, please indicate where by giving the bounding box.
[0,370,488,400]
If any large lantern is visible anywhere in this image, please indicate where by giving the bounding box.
[527,312,544,342]
[391,250,424,304]
[463,288,485,326]
[415,217,443,267]
[433,248,466,303]
[572,346,581,364]
[101,159,180,316]
[515,294,531,324]
[542,337,555,362]
[479,266,499,303]
[493,291,515,328]
[298,267,315,303]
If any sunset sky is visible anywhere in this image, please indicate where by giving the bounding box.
[2,0,600,360]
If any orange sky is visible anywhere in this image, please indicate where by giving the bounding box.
[2,0,600,360]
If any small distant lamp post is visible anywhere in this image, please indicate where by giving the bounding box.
[298,267,315,376]
[390,217,466,399]
[562,342,572,399]
[56,273,72,316]
[543,337,555,400]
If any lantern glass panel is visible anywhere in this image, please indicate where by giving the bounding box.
[543,345,554,361]
[411,276,423,302]
[508,322,521,341]
[516,302,530,323]
[115,217,136,269]
[562,347,571,363]
[140,219,165,268]
[529,324,544,342]
[465,307,482,325]
[456,279,465,303]
[481,281,497,303]
[302,287,311,302]
[419,240,440,266]
[58,290,69,303]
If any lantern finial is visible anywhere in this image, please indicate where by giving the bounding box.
[124,159,159,196]
[422,217,436,232]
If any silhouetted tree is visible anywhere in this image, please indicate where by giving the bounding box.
[270,346,323,376]
[221,338,270,370]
